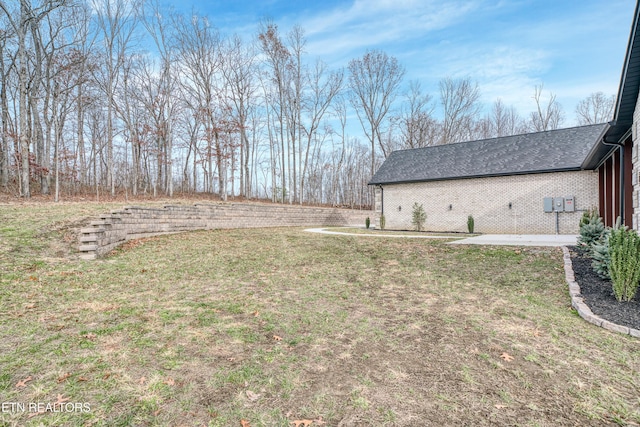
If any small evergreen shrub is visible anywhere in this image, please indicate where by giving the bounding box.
[467,215,474,234]
[411,203,426,231]
[379,214,386,230]
[591,237,611,280]
[579,207,598,227]
[591,218,621,280]
[577,210,605,252]
[365,217,370,229]
[608,226,640,302]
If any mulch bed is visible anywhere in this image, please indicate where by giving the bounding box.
[568,246,640,331]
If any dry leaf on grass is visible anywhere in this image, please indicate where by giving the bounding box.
[55,394,70,405]
[240,420,251,427]
[292,420,313,426]
[495,404,507,409]
[163,378,175,386]
[138,376,146,385]
[28,410,45,418]
[246,390,260,401]
[57,372,71,383]
[273,335,283,341]
[500,352,514,362]
[16,376,32,388]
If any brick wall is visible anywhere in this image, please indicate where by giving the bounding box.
[78,203,372,259]
[374,170,598,234]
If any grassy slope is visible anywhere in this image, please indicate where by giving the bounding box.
[0,202,638,426]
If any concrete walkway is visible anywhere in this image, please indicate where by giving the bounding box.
[306,228,578,247]
[449,234,578,247]
[304,228,455,239]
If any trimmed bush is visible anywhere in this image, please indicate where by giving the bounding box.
[379,214,386,230]
[608,226,640,302]
[365,217,370,229]
[411,203,426,231]
[467,215,474,234]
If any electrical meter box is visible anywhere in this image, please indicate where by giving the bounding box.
[553,197,564,212]
[564,196,575,212]
[543,197,553,213]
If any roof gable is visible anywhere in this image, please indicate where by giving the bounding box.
[369,124,608,185]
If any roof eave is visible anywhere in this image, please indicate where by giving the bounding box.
[368,167,586,186]
[581,122,614,170]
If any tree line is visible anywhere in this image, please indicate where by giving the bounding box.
[0,0,615,206]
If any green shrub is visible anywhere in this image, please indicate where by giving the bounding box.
[365,217,370,229]
[591,218,622,280]
[577,211,605,252]
[411,203,426,231]
[579,207,599,227]
[467,215,474,234]
[591,237,611,280]
[379,214,386,230]
[608,226,640,302]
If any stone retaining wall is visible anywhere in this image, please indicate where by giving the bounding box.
[78,203,372,259]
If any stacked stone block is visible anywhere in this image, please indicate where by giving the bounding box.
[78,203,371,260]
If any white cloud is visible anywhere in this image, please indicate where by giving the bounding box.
[300,0,481,58]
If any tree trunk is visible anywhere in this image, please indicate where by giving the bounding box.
[0,40,8,189]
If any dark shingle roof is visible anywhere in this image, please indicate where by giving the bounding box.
[369,124,608,185]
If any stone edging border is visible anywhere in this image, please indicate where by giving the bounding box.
[561,246,640,338]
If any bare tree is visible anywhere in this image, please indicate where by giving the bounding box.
[175,13,221,195]
[487,98,527,137]
[439,76,481,144]
[258,22,291,203]
[69,2,96,192]
[0,0,67,197]
[529,84,564,131]
[286,24,306,203]
[0,24,9,189]
[142,0,178,197]
[398,80,437,148]
[300,60,343,203]
[348,49,405,177]
[220,35,258,198]
[575,92,615,125]
[92,0,140,196]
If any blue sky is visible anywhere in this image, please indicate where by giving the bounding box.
[170,0,636,125]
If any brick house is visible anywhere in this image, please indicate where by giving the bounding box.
[369,124,607,234]
[370,2,640,235]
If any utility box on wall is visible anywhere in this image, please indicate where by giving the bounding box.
[553,197,564,212]
[543,197,553,213]
[564,196,575,212]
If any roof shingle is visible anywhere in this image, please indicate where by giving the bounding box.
[368,124,608,185]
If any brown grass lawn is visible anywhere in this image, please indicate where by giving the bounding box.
[0,201,639,426]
